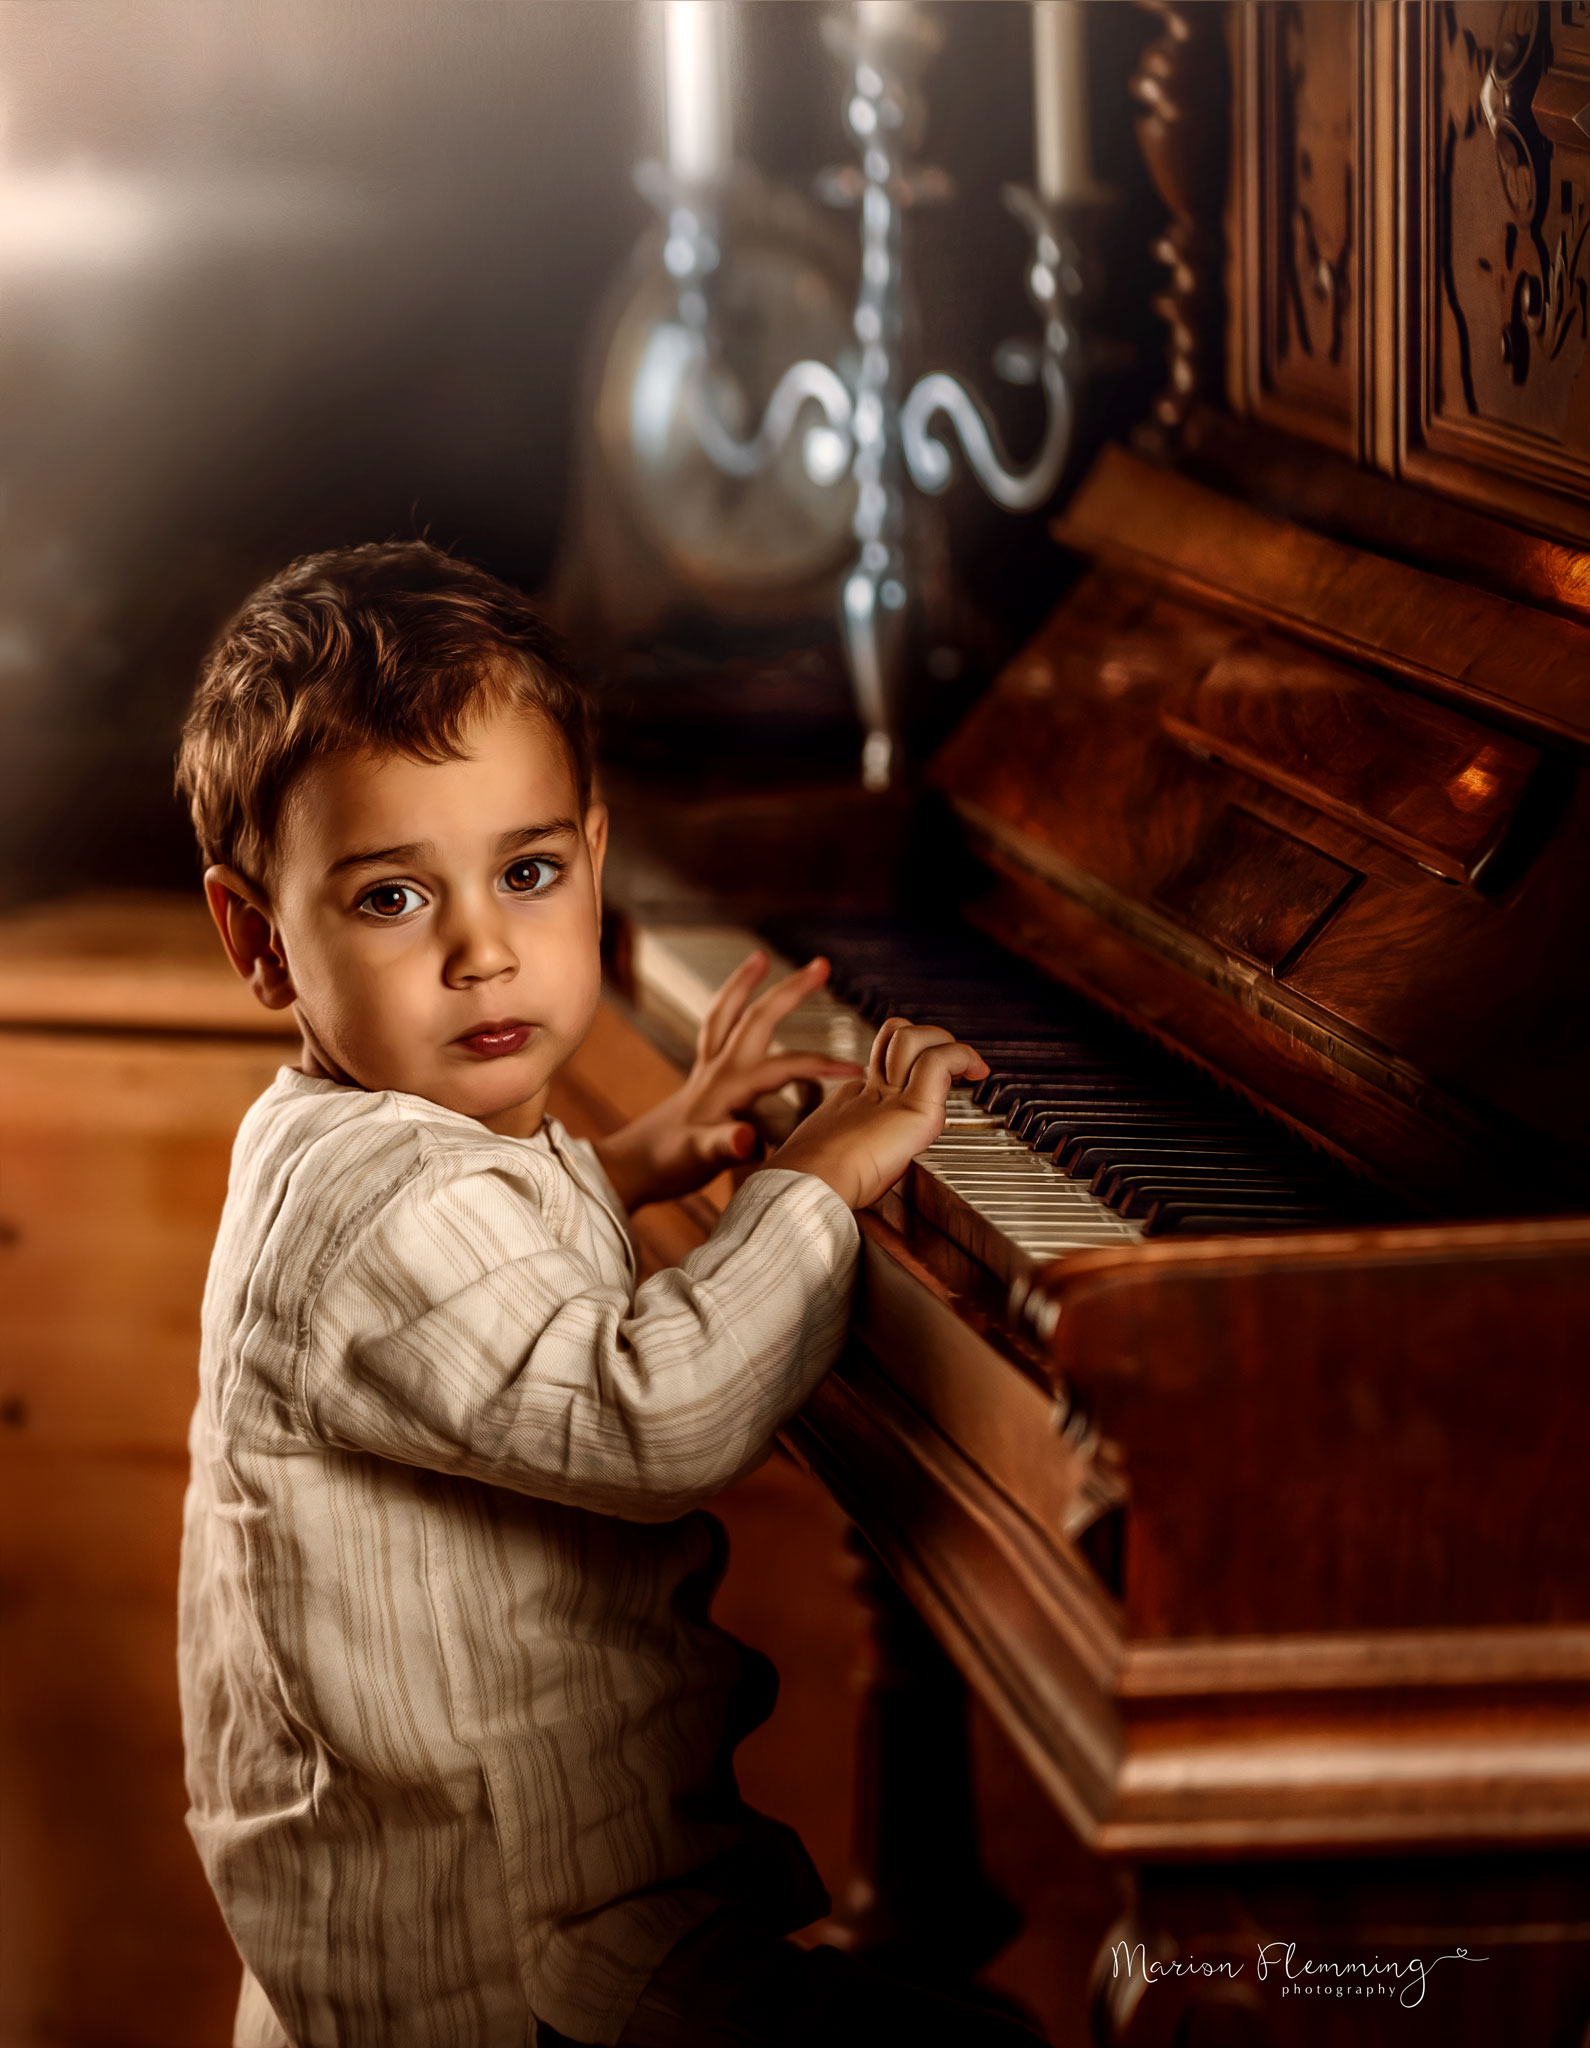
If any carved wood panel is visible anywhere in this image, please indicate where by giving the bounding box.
[1221,2,1590,536]
[1231,2,1366,456]
[1406,2,1590,536]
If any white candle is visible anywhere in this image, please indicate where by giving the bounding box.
[1032,1,1090,203]
[854,0,917,35]
[664,1,731,185]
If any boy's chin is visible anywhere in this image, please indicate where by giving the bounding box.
[430,1058,550,1130]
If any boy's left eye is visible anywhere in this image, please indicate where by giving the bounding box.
[501,857,561,895]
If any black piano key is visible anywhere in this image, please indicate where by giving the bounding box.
[1096,1155,1327,1194]
[978,1071,1141,1113]
[999,1073,1204,1100]
[1091,1157,1311,1201]
[1112,1176,1332,1220]
[971,1044,1109,1064]
[1009,1092,1221,1141]
[976,1050,1136,1073]
[1076,1141,1299,1180]
[1144,1199,1340,1237]
[1103,1161,1332,1193]
[977,1053,1132,1077]
[1043,1116,1255,1162]
[1028,1105,1241,1138]
[979,1056,1135,1078]
[1104,1161,1329,1191]
[1023,1112,1242,1154]
[1000,1074,1225,1104]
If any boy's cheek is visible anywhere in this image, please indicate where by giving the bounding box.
[544,907,604,992]
[549,946,605,1051]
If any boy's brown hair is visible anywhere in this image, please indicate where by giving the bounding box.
[177,540,592,885]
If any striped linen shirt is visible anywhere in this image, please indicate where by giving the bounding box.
[178,1066,859,2048]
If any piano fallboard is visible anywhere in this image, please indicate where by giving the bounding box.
[934,447,1590,1215]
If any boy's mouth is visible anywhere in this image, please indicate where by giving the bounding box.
[454,1020,534,1060]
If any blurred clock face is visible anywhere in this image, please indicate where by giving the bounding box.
[594,214,858,597]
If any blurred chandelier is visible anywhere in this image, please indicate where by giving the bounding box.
[628,0,1096,790]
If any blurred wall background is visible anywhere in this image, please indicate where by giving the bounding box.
[0,0,1148,908]
[1,0,643,903]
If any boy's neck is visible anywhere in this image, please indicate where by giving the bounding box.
[478,1096,550,1139]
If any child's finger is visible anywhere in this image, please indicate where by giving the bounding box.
[724,955,830,1062]
[694,1119,758,1165]
[866,1015,913,1083]
[698,950,769,1059]
[900,1040,989,1111]
[881,1022,955,1087]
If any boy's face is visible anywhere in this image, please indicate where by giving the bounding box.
[210,700,607,1137]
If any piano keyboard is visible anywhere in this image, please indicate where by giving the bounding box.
[628,919,1395,1286]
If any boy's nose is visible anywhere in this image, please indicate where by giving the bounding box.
[441,901,518,987]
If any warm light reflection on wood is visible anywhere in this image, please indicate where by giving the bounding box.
[1449,755,1502,811]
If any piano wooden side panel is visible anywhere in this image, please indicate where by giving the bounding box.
[1039,1223,1590,1637]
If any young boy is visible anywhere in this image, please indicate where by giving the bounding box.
[176,542,1033,2048]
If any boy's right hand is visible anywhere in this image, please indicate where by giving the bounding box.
[768,1016,989,1212]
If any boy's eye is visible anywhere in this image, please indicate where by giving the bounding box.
[359,883,426,919]
[502,857,560,895]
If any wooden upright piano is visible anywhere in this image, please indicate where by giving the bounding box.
[606,6,1590,2041]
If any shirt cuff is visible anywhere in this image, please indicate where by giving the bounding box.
[722,1164,860,1276]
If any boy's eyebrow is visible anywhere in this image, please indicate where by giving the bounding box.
[327,820,579,876]
[498,818,578,847]
[328,840,427,876]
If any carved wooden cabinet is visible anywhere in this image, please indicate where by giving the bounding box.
[1224,0,1590,539]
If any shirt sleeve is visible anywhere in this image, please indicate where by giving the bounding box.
[302,1152,860,1521]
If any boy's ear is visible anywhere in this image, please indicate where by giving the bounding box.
[203,866,297,1012]
[583,802,609,921]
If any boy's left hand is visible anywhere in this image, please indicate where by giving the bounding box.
[592,952,862,1211]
